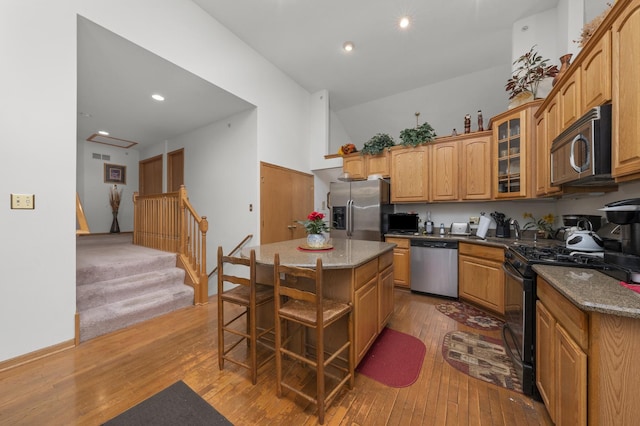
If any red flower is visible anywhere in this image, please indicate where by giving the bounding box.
[308,211,324,221]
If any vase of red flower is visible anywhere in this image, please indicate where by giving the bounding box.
[299,211,330,248]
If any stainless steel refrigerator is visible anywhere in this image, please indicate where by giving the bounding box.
[330,179,393,241]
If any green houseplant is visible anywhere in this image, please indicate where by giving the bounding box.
[360,133,395,155]
[505,45,558,100]
[400,121,436,147]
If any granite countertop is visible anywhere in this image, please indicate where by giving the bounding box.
[533,264,640,319]
[242,238,395,269]
[384,233,561,250]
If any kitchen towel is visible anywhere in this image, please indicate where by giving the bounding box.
[476,215,491,239]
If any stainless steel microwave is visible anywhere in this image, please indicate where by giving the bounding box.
[550,103,613,186]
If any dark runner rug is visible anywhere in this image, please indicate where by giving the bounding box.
[442,330,522,393]
[103,381,233,426]
[435,301,504,331]
[356,327,426,387]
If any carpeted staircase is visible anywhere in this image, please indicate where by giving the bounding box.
[77,234,194,342]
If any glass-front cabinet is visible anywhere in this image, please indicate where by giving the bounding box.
[490,100,542,199]
[496,118,522,196]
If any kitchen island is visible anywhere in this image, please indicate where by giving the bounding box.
[533,264,640,425]
[241,238,396,365]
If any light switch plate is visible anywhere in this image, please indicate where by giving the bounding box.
[11,194,35,209]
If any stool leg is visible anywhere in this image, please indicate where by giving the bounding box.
[275,315,283,398]
[217,297,224,370]
[317,324,325,425]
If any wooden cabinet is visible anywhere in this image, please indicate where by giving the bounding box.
[365,152,390,178]
[612,0,640,181]
[559,71,582,132]
[353,253,395,363]
[390,146,429,203]
[386,237,410,288]
[581,30,612,112]
[430,141,459,201]
[535,95,562,196]
[354,277,378,362]
[378,251,395,331]
[458,243,505,315]
[490,101,541,199]
[342,151,390,180]
[342,154,366,180]
[536,277,587,426]
[460,132,493,200]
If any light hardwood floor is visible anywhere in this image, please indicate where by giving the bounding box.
[0,289,552,425]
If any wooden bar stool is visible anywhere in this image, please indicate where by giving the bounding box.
[217,246,275,384]
[273,253,354,425]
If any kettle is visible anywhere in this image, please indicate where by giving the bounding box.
[566,229,605,252]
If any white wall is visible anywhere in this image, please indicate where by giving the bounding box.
[0,0,315,363]
[168,109,258,293]
[78,141,139,233]
[335,65,510,150]
[1,1,77,361]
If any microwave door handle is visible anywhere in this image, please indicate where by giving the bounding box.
[569,134,591,173]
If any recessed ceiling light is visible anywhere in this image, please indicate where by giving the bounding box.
[343,41,354,52]
[151,93,165,101]
[399,17,410,29]
[98,130,109,136]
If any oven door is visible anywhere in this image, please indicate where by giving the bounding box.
[502,261,525,364]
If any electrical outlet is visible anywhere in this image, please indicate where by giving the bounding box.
[11,194,35,210]
[469,216,479,225]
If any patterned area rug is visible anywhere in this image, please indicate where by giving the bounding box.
[435,301,504,331]
[442,331,522,393]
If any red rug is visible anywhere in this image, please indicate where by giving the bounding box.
[435,301,504,331]
[356,327,426,387]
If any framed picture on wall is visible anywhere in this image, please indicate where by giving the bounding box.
[104,163,126,184]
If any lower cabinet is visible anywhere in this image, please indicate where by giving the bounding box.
[458,242,505,315]
[354,277,378,362]
[536,277,587,426]
[378,262,394,331]
[385,237,410,288]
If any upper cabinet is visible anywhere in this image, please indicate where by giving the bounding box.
[581,30,612,112]
[459,132,493,200]
[491,101,541,199]
[390,145,430,203]
[430,140,459,201]
[612,0,640,181]
[535,95,562,197]
[342,151,390,180]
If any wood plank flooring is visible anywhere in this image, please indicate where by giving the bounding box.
[0,290,553,425]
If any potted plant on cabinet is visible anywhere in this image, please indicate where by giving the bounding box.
[505,45,558,107]
[400,121,436,147]
[360,133,395,155]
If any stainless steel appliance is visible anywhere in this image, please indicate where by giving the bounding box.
[387,213,419,234]
[502,240,638,398]
[410,239,458,298]
[600,198,640,282]
[330,179,393,241]
[550,103,612,186]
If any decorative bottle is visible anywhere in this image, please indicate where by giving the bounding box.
[464,114,471,134]
[477,110,484,131]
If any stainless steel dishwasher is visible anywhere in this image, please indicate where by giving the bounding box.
[410,239,458,298]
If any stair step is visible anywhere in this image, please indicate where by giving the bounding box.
[76,252,178,286]
[79,285,194,342]
[77,268,186,311]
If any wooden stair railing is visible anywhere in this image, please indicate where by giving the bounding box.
[132,185,209,305]
[76,192,90,235]
[207,234,253,278]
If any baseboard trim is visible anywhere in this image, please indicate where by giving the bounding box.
[0,339,75,373]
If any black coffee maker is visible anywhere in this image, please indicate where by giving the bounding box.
[601,198,640,280]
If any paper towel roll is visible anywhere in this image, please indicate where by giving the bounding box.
[476,216,491,239]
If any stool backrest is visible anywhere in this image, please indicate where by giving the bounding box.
[218,246,256,294]
[273,253,323,322]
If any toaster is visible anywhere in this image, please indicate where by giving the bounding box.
[450,222,471,236]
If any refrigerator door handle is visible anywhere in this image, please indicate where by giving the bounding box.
[347,199,353,237]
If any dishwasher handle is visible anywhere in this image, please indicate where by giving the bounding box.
[411,239,458,250]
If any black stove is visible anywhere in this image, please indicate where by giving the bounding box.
[506,243,635,283]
